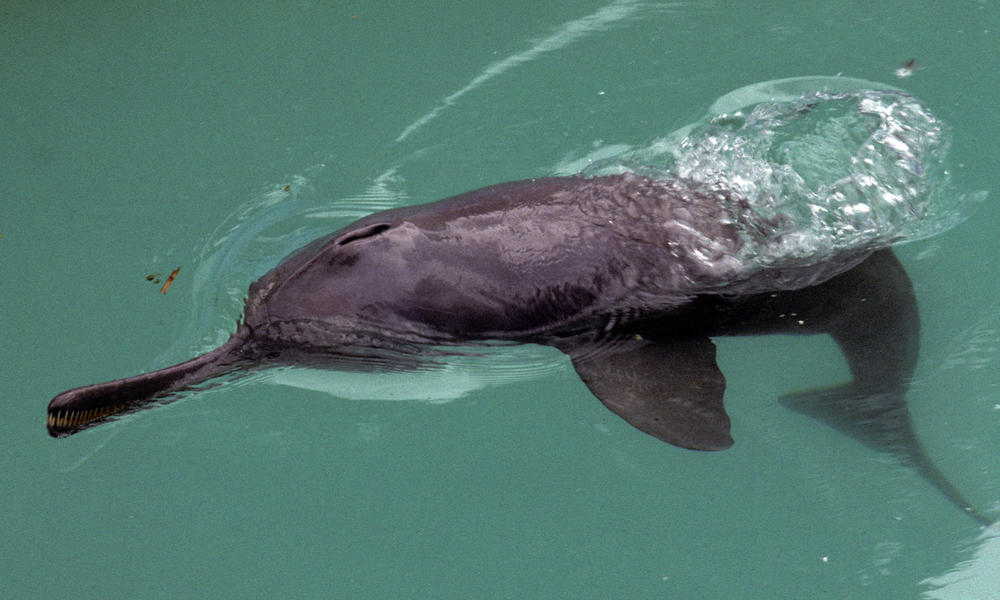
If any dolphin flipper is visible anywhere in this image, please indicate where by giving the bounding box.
[568,336,732,451]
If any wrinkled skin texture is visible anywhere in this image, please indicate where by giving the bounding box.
[244,176,749,345]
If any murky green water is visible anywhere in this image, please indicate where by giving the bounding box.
[3,2,999,598]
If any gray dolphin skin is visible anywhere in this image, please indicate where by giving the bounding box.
[47,173,993,525]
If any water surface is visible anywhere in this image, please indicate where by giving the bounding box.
[2,1,999,598]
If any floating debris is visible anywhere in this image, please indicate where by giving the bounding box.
[159,267,181,294]
[894,58,919,78]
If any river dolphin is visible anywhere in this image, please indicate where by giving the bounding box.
[46,172,992,525]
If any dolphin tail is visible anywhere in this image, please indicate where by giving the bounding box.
[47,328,256,438]
[781,383,995,527]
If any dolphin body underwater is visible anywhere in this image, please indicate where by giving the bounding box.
[47,83,993,524]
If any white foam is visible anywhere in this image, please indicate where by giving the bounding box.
[582,78,987,282]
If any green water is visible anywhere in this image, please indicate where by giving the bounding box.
[3,1,999,598]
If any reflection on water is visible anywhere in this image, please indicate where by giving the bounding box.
[269,343,567,402]
[395,0,646,142]
[922,524,1000,600]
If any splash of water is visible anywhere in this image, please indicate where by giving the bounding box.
[582,77,987,278]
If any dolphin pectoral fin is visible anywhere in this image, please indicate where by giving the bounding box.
[567,336,732,451]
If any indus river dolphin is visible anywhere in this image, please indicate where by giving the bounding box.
[46,87,993,525]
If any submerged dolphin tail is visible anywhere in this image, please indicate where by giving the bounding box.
[47,328,254,438]
[781,384,995,527]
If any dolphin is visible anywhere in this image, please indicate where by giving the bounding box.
[46,173,992,525]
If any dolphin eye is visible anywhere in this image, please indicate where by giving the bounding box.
[336,223,392,246]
